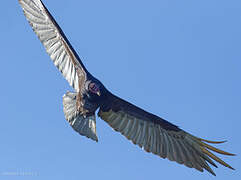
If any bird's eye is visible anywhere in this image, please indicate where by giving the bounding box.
[93,85,97,91]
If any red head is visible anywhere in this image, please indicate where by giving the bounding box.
[88,82,101,96]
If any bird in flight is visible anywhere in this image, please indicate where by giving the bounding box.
[18,0,235,176]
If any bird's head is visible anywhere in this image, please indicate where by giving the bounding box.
[88,82,101,96]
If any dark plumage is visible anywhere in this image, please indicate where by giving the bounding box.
[19,0,235,176]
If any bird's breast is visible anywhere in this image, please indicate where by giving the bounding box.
[83,95,100,113]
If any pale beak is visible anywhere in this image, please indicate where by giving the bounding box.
[97,91,101,96]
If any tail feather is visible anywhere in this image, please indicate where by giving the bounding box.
[63,91,98,142]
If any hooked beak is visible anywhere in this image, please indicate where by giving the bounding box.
[97,91,101,96]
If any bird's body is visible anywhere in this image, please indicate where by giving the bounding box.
[18,0,235,176]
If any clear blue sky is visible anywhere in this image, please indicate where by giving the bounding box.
[1,0,240,179]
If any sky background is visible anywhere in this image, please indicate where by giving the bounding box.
[1,0,241,179]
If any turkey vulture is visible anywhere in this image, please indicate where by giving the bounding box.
[18,0,235,176]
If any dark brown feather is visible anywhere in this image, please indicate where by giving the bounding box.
[100,92,180,132]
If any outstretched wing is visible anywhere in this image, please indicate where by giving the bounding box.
[19,0,88,91]
[98,93,235,176]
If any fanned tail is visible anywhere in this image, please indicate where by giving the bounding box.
[63,91,98,142]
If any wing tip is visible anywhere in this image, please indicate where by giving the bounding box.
[187,134,236,175]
